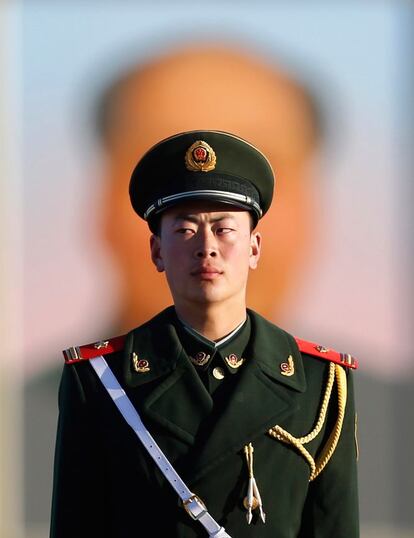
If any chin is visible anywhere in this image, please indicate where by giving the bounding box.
[192,288,235,305]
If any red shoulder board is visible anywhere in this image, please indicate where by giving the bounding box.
[62,335,126,364]
[295,337,358,369]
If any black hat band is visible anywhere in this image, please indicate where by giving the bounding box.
[143,189,262,220]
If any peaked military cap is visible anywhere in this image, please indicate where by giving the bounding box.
[129,130,275,230]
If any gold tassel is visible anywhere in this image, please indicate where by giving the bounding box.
[243,443,266,524]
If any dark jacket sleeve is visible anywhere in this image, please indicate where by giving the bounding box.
[299,369,359,538]
[50,364,106,538]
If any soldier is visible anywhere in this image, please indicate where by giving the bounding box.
[50,130,359,537]
[25,46,324,530]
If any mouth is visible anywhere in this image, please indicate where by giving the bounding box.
[191,266,223,279]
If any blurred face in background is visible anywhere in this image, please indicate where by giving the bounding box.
[98,45,321,329]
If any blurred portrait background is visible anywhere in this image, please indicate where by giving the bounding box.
[1,2,413,537]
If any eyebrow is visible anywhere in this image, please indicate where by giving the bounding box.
[173,213,236,224]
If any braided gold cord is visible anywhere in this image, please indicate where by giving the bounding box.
[268,425,316,478]
[267,363,347,482]
[312,364,347,480]
[296,362,335,444]
[268,362,335,445]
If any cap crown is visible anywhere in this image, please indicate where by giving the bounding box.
[129,130,275,224]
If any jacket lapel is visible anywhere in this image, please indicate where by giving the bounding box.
[118,307,306,482]
[187,310,307,484]
[121,307,213,446]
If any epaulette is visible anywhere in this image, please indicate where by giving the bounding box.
[295,337,358,369]
[63,335,126,364]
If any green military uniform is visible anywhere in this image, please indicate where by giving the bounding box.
[50,130,359,537]
[50,307,358,537]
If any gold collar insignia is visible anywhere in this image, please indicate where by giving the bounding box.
[132,352,150,373]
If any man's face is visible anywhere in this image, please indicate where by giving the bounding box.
[150,201,261,309]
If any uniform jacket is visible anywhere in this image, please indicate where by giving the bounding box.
[50,307,359,538]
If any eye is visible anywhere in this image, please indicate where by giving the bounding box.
[216,227,234,235]
[176,227,195,235]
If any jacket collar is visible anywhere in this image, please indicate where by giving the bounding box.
[176,316,251,374]
[120,306,306,482]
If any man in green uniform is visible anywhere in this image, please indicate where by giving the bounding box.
[50,130,359,537]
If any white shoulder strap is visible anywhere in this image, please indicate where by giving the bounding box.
[89,355,231,538]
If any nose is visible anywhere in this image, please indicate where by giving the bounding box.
[194,229,218,259]
[195,248,217,259]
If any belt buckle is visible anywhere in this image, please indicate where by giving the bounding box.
[182,494,207,520]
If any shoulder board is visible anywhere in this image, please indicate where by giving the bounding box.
[295,337,358,369]
[62,335,126,364]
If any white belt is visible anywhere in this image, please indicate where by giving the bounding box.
[90,356,231,538]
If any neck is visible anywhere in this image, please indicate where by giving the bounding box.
[174,299,247,341]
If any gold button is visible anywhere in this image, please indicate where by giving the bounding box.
[212,366,225,380]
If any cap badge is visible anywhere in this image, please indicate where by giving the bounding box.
[190,351,211,367]
[225,353,245,369]
[185,140,216,172]
[132,352,150,373]
[280,355,295,377]
[315,345,330,353]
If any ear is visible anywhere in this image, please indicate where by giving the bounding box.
[150,234,165,272]
[249,231,261,270]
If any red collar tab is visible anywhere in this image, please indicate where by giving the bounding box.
[295,337,358,370]
[63,334,126,364]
